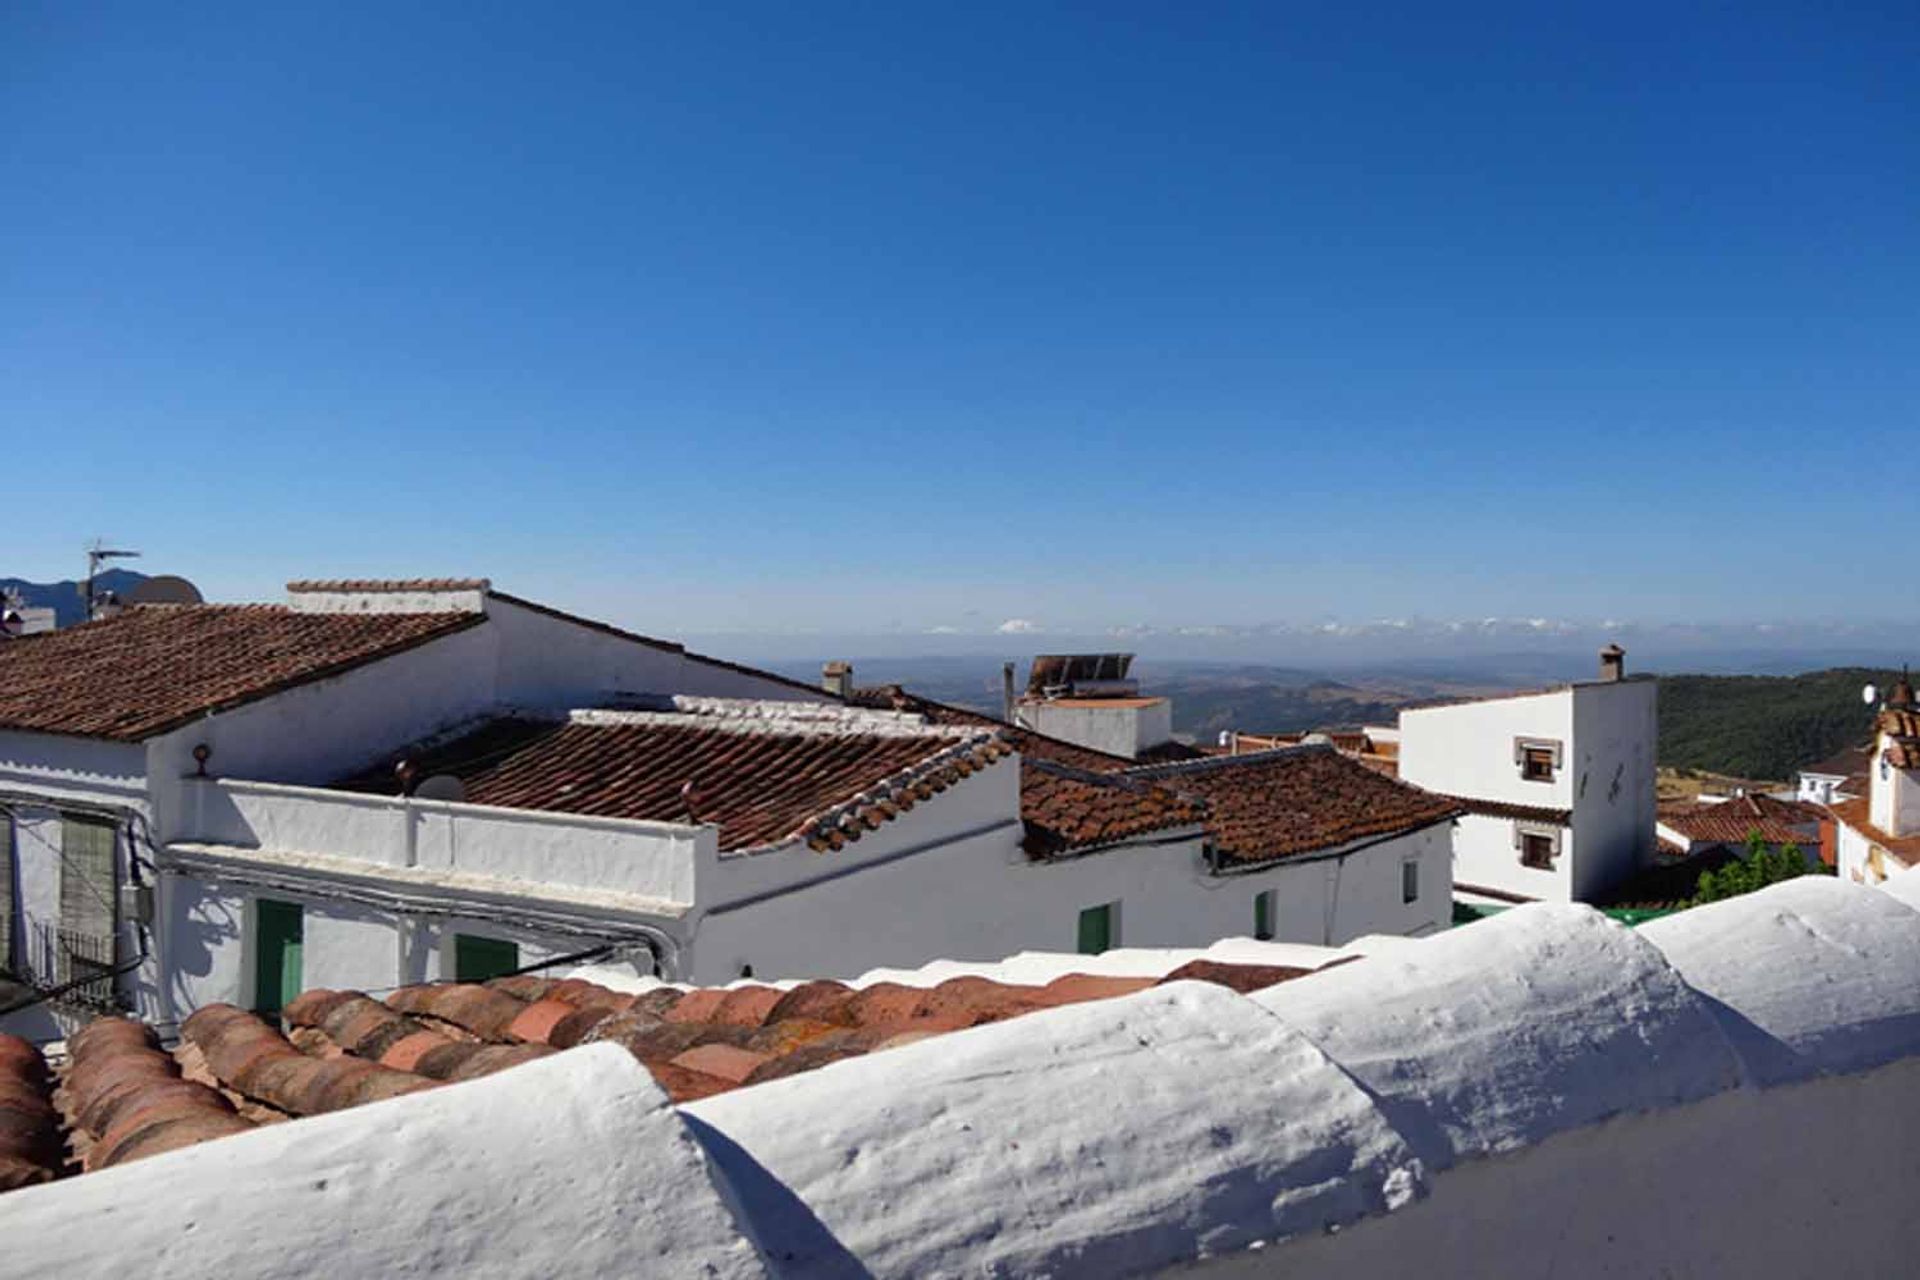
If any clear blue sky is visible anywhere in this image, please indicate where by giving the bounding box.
[4,3,1915,644]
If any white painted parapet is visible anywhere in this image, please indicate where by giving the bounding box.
[175,776,704,904]
[1641,875,1920,1085]
[6,876,1919,1278]
[0,1045,768,1278]
[686,981,1425,1278]
[1252,903,1740,1169]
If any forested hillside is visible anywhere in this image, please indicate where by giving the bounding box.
[1655,667,1896,780]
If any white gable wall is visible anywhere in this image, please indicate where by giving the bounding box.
[1399,689,1576,813]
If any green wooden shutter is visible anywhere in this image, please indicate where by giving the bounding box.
[454,934,520,982]
[255,899,304,1015]
[1076,905,1111,955]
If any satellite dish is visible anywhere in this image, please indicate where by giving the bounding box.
[129,575,205,606]
[1863,684,1879,706]
[414,774,468,803]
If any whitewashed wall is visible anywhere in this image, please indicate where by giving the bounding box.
[10,875,1918,1277]
[1399,681,1655,903]
[1017,700,1173,758]
[1568,680,1657,899]
[176,778,705,905]
[1452,812,1572,900]
[1399,689,1575,811]
[689,760,1450,985]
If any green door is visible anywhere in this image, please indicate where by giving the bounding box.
[1077,904,1112,955]
[254,899,303,1015]
[454,934,520,982]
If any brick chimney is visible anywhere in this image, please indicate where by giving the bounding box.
[1599,644,1626,683]
[822,661,854,699]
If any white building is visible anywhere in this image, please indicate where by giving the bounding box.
[1011,653,1187,761]
[1831,672,1920,885]
[1395,645,1657,905]
[1797,743,1871,805]
[0,579,821,1041]
[2,580,1460,1044]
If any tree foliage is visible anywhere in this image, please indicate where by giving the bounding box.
[1690,831,1832,906]
[1657,667,1895,780]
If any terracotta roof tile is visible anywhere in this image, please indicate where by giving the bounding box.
[1449,797,1572,824]
[1830,796,1920,869]
[1129,748,1463,866]
[669,1043,773,1085]
[1658,794,1823,846]
[0,604,481,740]
[1021,759,1208,857]
[22,953,1353,1182]
[863,689,1455,865]
[337,712,1014,853]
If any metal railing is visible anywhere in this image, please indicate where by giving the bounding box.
[21,922,123,1013]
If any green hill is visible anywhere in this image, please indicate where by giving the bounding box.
[1655,667,1897,780]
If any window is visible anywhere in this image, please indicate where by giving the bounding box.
[454,934,520,982]
[1520,832,1558,870]
[253,899,304,1016]
[1077,903,1115,955]
[58,814,119,1004]
[1253,890,1275,941]
[1515,737,1562,783]
[1,815,15,976]
[1401,859,1420,904]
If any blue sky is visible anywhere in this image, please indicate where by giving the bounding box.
[4,3,1915,649]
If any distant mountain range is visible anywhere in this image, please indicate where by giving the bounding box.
[769,655,1901,780]
[1,570,150,627]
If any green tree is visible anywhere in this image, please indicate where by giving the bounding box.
[1689,830,1813,907]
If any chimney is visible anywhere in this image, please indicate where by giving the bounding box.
[1599,644,1626,683]
[822,660,854,700]
[1002,662,1017,723]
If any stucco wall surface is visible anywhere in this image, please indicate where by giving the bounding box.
[0,1045,769,1279]
[7,873,1919,1278]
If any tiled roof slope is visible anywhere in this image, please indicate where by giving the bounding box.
[0,605,481,741]
[856,686,1460,863]
[1451,796,1573,824]
[1129,747,1464,866]
[0,952,1337,1192]
[1829,796,1920,869]
[1021,760,1208,857]
[337,710,1013,853]
[1659,794,1823,846]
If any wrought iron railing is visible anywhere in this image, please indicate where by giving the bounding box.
[22,922,123,1013]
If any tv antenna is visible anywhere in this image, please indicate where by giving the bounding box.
[83,539,141,620]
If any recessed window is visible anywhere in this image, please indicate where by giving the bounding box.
[1077,903,1116,955]
[1401,859,1420,904]
[1515,738,1562,783]
[453,934,520,982]
[1253,890,1275,940]
[1520,832,1558,870]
